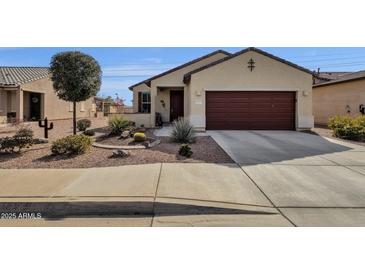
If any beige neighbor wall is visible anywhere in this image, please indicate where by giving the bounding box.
[108,113,151,127]
[20,77,95,121]
[188,51,314,130]
[313,79,365,125]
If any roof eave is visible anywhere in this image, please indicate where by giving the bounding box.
[128,50,232,91]
[313,76,365,88]
[0,83,19,88]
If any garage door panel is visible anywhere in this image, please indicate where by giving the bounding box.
[206,91,295,130]
[207,103,251,108]
[206,108,251,114]
[252,113,294,119]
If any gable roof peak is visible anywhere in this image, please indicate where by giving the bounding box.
[183,47,314,83]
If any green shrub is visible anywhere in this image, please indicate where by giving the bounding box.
[178,144,193,157]
[0,126,34,153]
[133,132,146,142]
[328,115,365,141]
[170,118,196,143]
[109,116,134,135]
[51,135,92,155]
[83,129,95,136]
[77,119,91,131]
[15,125,34,139]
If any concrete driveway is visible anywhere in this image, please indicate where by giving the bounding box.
[209,130,365,226]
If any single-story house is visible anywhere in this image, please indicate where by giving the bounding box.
[313,70,365,125]
[94,96,124,116]
[128,47,314,131]
[0,67,95,124]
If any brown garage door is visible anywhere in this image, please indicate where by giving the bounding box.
[206,91,295,130]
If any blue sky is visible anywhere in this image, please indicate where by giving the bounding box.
[1,47,365,105]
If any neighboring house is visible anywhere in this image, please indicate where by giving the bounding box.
[94,96,124,116]
[313,70,365,125]
[0,67,95,124]
[128,47,314,130]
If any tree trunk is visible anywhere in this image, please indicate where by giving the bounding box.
[73,101,77,135]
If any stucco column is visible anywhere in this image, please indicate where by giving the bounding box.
[150,85,157,127]
[15,88,24,122]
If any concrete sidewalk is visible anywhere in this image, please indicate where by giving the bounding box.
[0,163,291,227]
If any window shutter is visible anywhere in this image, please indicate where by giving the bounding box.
[138,92,142,112]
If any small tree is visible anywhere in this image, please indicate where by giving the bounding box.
[50,51,102,135]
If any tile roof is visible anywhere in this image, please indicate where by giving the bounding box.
[0,67,50,86]
[128,50,231,90]
[318,71,352,81]
[313,71,353,84]
[313,70,365,87]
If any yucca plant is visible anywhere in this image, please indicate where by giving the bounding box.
[109,116,132,135]
[170,118,196,143]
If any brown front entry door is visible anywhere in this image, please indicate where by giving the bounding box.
[30,92,41,121]
[170,90,184,122]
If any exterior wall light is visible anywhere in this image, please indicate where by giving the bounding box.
[160,100,166,108]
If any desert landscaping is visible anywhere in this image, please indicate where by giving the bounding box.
[0,117,233,169]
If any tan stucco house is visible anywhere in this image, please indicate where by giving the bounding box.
[128,47,314,131]
[0,67,95,124]
[313,70,365,125]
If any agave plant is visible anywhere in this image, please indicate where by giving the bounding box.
[170,118,196,143]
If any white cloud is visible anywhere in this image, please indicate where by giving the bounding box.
[141,57,163,64]
[102,62,178,77]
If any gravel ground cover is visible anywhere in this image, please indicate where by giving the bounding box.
[308,125,365,147]
[0,120,233,169]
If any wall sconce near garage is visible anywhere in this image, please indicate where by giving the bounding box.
[359,104,365,114]
[195,89,201,96]
[302,90,309,97]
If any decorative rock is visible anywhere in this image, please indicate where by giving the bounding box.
[147,139,161,148]
[120,130,130,139]
[112,149,130,158]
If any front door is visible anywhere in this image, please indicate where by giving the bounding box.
[30,92,41,121]
[170,90,184,122]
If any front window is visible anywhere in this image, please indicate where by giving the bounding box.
[140,92,151,113]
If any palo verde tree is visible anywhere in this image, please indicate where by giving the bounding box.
[49,51,102,135]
